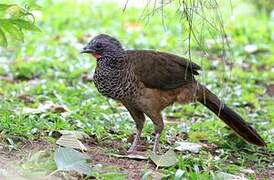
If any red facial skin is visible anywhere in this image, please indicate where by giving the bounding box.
[92,53,101,60]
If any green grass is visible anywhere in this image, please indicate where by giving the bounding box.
[0,0,273,179]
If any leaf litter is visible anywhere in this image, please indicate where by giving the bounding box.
[56,134,87,151]
[174,141,202,153]
[54,147,92,175]
[149,149,178,168]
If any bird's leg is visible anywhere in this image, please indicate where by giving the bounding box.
[122,104,145,154]
[127,130,141,154]
[153,132,161,153]
[145,112,164,154]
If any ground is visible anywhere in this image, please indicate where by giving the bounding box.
[0,139,273,179]
[0,0,274,179]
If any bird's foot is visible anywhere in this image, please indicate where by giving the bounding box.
[127,132,140,154]
[127,148,136,154]
[152,133,161,154]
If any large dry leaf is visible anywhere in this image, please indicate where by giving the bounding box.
[213,172,247,180]
[149,149,177,168]
[244,44,258,54]
[174,169,185,180]
[59,130,89,140]
[240,168,255,174]
[244,44,269,54]
[56,134,87,151]
[174,142,202,153]
[54,147,92,175]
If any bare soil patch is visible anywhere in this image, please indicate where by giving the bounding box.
[86,139,155,180]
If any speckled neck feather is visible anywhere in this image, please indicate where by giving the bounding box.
[93,53,138,100]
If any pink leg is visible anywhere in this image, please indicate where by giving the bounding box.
[153,133,161,153]
[127,131,141,154]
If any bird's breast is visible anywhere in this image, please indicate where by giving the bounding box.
[93,66,138,100]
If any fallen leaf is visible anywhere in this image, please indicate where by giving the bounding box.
[213,172,247,180]
[54,147,92,175]
[240,168,255,174]
[174,169,185,180]
[22,107,44,114]
[149,149,177,168]
[59,130,89,140]
[56,134,87,151]
[52,105,67,113]
[266,84,274,97]
[17,95,35,103]
[110,153,147,160]
[244,44,269,54]
[244,44,258,54]
[175,142,202,153]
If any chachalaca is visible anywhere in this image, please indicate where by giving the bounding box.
[81,34,266,153]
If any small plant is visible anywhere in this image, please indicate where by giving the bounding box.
[0,1,40,47]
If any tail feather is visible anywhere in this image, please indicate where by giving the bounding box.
[197,84,266,147]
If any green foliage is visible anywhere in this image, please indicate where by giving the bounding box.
[250,0,274,12]
[0,2,40,47]
[0,0,273,179]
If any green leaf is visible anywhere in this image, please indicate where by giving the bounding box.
[0,27,7,47]
[5,4,24,18]
[10,19,40,31]
[0,19,24,41]
[149,149,177,168]
[212,172,245,180]
[0,4,14,11]
[25,0,42,10]
[54,147,92,175]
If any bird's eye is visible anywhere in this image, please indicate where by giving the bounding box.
[95,43,102,49]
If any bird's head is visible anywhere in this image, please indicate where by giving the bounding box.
[81,34,124,59]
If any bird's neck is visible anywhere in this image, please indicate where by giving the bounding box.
[97,52,128,69]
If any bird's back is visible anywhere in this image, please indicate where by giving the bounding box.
[126,50,201,91]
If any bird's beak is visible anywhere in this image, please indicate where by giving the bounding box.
[80,46,95,54]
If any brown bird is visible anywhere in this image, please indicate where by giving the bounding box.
[81,34,266,153]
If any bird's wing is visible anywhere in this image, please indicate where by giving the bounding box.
[127,50,201,90]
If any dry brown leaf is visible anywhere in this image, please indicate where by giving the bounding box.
[266,84,274,97]
[56,134,87,151]
[59,130,89,140]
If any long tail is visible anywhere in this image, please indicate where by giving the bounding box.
[196,84,266,147]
